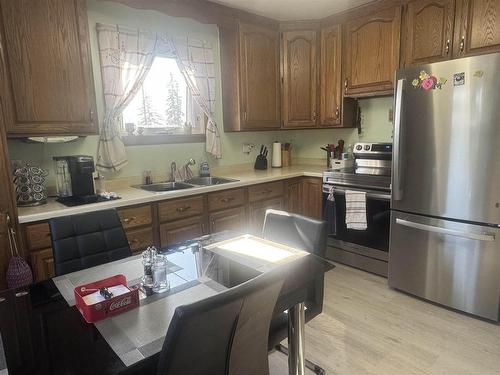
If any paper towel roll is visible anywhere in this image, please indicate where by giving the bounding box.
[272,142,282,168]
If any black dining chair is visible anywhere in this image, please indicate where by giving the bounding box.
[262,209,327,258]
[262,209,327,375]
[49,209,132,276]
[155,269,285,375]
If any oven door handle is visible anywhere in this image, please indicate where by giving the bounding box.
[327,186,391,201]
[396,218,496,242]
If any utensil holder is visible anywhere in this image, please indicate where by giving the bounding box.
[281,150,291,167]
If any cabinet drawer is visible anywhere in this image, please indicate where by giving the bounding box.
[159,196,205,223]
[208,188,245,211]
[126,227,154,253]
[30,248,55,282]
[117,205,152,230]
[25,223,51,251]
[248,181,284,202]
[160,216,207,247]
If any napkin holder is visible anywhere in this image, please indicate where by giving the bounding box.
[74,274,139,323]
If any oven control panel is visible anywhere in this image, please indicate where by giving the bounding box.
[353,143,392,155]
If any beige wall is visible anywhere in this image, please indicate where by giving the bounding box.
[7,0,393,186]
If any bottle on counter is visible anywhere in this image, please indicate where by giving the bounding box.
[143,170,153,185]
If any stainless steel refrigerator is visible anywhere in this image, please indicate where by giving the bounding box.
[389,52,500,321]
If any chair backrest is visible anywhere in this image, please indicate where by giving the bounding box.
[49,209,132,276]
[262,209,327,257]
[156,270,285,375]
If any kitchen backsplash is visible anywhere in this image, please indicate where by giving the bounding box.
[7,96,393,187]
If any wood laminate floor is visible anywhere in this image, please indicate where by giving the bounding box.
[270,263,500,375]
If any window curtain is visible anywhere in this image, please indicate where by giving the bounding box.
[172,37,222,159]
[96,24,156,172]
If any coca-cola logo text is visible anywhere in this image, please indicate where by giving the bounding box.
[109,296,132,311]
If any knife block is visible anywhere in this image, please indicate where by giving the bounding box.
[254,154,268,170]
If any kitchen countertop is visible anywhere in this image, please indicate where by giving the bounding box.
[17,164,324,224]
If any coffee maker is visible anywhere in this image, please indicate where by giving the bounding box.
[53,155,98,206]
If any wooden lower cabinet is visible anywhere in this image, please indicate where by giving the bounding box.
[248,197,284,235]
[23,176,324,282]
[30,248,55,282]
[302,178,323,220]
[209,206,247,233]
[25,222,51,251]
[286,179,303,215]
[160,216,208,247]
[126,227,155,254]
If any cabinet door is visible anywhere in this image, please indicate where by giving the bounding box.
[344,6,402,96]
[30,248,55,282]
[0,289,34,372]
[159,216,207,247]
[301,178,323,220]
[209,206,246,234]
[404,0,455,65]
[0,103,16,288]
[239,23,281,129]
[0,0,97,136]
[248,197,284,235]
[286,179,303,215]
[320,25,342,126]
[282,30,318,128]
[454,0,500,57]
[126,227,155,254]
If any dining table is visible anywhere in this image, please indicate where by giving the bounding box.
[0,231,333,375]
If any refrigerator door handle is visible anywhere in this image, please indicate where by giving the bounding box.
[393,78,405,201]
[395,218,496,242]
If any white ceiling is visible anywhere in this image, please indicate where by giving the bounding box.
[208,0,376,21]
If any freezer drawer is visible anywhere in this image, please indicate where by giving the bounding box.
[389,211,500,321]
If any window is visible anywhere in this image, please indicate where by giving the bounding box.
[122,56,205,144]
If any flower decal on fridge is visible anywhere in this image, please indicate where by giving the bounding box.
[412,71,447,90]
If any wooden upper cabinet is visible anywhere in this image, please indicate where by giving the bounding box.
[282,30,318,128]
[343,6,402,97]
[404,0,456,66]
[320,25,342,126]
[0,0,97,136]
[454,0,500,57]
[239,23,281,130]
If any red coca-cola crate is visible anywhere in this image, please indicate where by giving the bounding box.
[74,274,139,323]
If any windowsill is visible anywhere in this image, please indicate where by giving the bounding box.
[122,134,205,146]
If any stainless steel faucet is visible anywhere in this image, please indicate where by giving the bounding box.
[183,159,196,180]
[170,162,177,182]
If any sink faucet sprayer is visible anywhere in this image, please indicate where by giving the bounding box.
[170,162,177,182]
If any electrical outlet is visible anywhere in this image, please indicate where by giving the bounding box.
[242,143,255,154]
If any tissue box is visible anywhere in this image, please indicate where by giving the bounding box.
[74,274,139,323]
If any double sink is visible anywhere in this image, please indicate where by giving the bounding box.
[134,176,239,193]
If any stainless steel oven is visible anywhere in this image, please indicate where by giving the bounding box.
[323,143,392,276]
